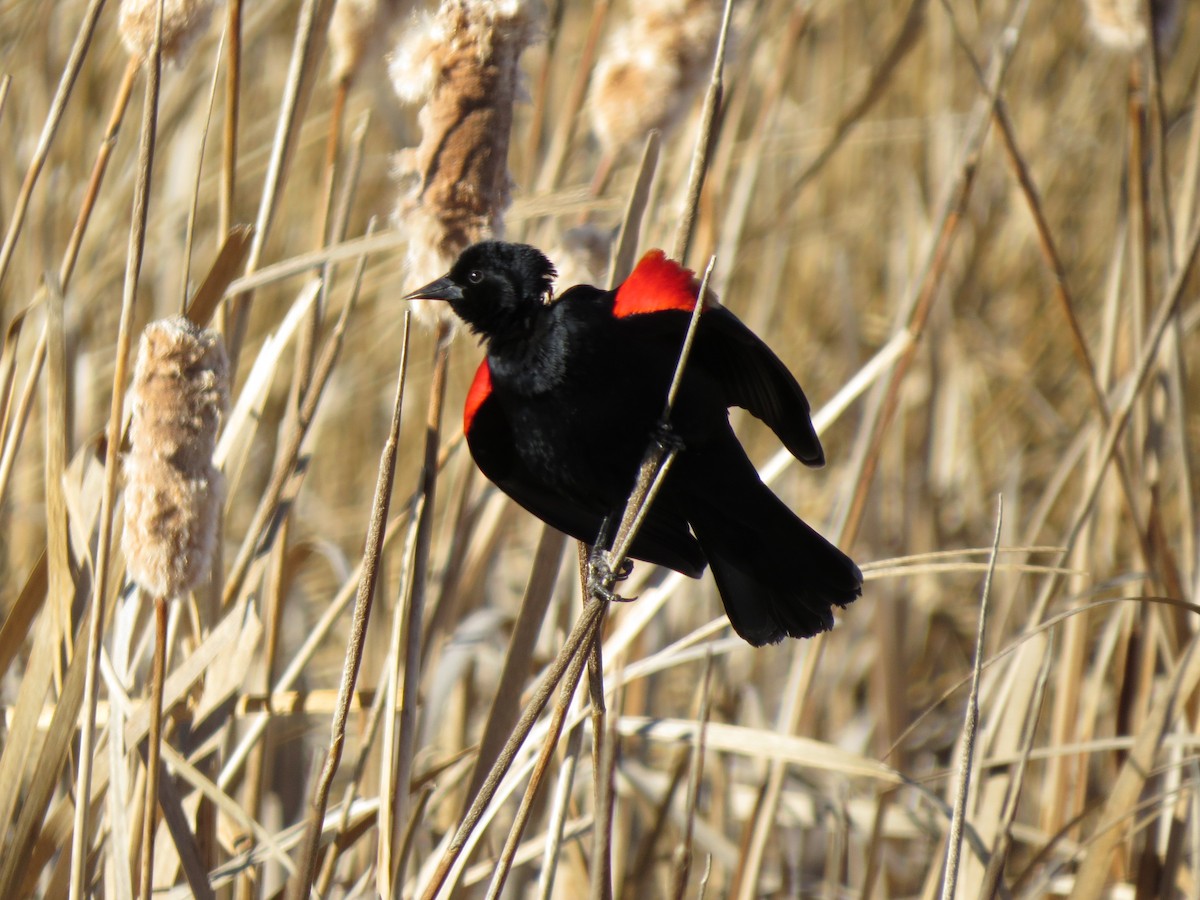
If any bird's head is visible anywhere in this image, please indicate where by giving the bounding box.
[403,241,558,340]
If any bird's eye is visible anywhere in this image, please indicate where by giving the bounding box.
[467,270,483,284]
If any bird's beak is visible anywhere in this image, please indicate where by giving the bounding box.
[403,276,463,303]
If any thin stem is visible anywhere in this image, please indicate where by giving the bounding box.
[139,596,169,900]
[70,5,164,893]
[290,314,411,899]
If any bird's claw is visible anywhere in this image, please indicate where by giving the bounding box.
[652,419,685,454]
[586,549,636,603]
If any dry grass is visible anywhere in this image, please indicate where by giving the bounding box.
[1,0,1199,897]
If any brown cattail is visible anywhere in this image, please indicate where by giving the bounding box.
[389,0,541,328]
[588,0,722,158]
[123,316,228,599]
[330,0,411,86]
[119,0,215,65]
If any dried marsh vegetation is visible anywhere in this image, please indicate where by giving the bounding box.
[0,0,1199,897]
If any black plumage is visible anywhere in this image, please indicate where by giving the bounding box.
[405,241,862,646]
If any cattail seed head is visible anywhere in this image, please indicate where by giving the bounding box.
[1083,0,1145,49]
[588,0,722,157]
[330,0,410,86]
[123,316,228,599]
[390,0,541,329]
[1083,0,1184,53]
[119,0,215,65]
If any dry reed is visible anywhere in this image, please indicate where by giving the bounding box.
[123,316,228,600]
[0,1,1197,897]
[389,0,541,326]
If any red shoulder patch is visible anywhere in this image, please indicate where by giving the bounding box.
[464,360,493,433]
[612,250,704,318]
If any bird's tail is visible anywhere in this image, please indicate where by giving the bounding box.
[678,444,862,646]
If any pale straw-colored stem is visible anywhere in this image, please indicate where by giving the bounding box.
[70,1,165,895]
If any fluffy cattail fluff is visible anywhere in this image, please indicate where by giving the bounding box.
[1083,0,1146,48]
[330,0,411,86]
[588,0,722,158]
[1084,0,1184,52]
[123,317,228,599]
[119,0,215,64]
[389,0,541,328]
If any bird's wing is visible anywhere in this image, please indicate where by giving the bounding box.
[611,251,824,467]
[465,374,707,577]
[692,305,825,466]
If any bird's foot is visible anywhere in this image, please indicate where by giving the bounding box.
[586,548,636,603]
[652,419,685,454]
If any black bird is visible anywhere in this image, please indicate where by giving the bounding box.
[405,241,862,646]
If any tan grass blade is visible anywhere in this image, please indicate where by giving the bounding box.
[184,225,255,328]
[0,551,48,678]
[615,717,902,784]
[0,300,33,453]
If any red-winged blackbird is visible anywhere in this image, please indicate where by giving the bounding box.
[405,241,862,646]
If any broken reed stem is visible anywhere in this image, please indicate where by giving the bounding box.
[290,318,410,900]
[940,497,1001,900]
[320,81,347,248]
[0,327,45,503]
[70,7,164,895]
[139,595,169,900]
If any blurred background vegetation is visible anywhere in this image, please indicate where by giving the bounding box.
[0,0,1198,896]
